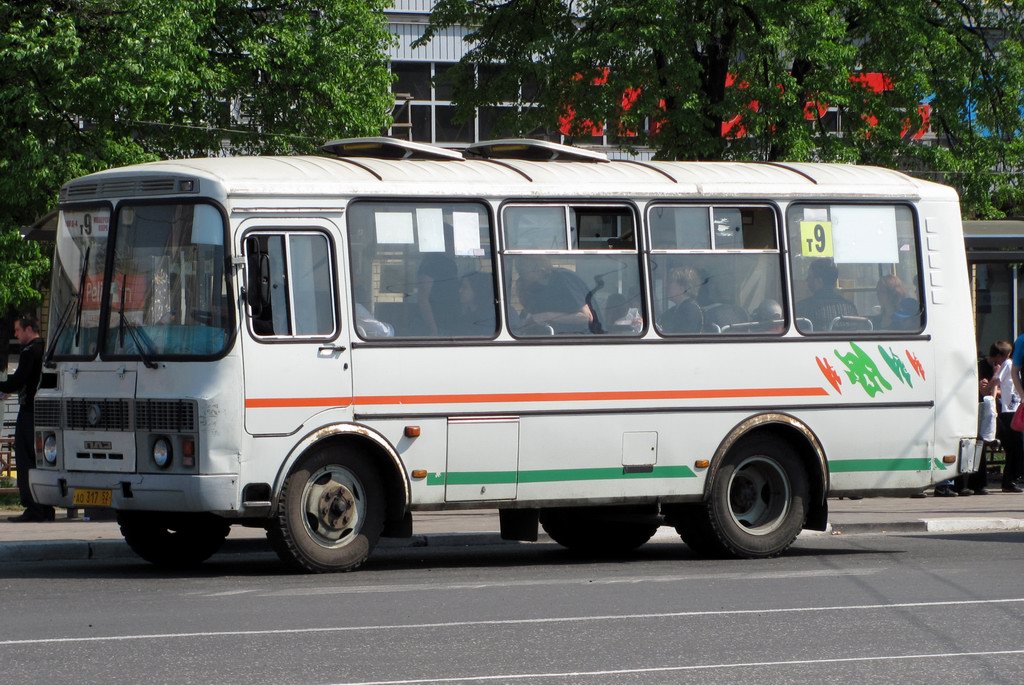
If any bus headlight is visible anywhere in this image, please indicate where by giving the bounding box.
[153,438,172,469]
[43,434,58,465]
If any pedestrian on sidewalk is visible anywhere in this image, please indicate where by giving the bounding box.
[1000,334,1024,493]
[953,341,1011,496]
[0,315,54,522]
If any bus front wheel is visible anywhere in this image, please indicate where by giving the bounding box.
[118,512,230,568]
[700,438,809,559]
[268,448,385,573]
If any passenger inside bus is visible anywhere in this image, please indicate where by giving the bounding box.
[513,257,595,334]
[796,258,858,331]
[657,266,704,334]
[454,271,497,336]
[355,302,395,338]
[753,298,785,333]
[875,274,921,331]
[415,253,460,336]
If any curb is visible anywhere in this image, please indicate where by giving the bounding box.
[812,517,1024,536]
[1,519,1022,565]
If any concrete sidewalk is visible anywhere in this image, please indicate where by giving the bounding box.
[0,490,1022,565]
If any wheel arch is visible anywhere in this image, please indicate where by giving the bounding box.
[274,423,410,524]
[705,413,830,531]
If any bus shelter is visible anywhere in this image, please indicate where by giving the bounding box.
[965,219,1024,356]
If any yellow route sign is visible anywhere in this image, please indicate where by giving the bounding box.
[799,220,834,257]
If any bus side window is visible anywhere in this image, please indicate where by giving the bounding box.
[648,205,783,337]
[247,232,336,339]
[504,204,643,338]
[785,204,922,335]
[346,201,497,340]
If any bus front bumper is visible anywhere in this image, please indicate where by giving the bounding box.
[30,470,242,516]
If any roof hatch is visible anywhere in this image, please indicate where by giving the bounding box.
[321,137,464,161]
[466,138,609,162]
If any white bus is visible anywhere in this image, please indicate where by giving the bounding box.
[32,138,980,572]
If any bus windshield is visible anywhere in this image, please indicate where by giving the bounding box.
[48,206,111,359]
[104,203,232,359]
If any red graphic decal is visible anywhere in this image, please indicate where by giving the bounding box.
[817,356,842,394]
[906,350,926,380]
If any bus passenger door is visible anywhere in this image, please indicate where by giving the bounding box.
[239,220,352,436]
[445,417,519,501]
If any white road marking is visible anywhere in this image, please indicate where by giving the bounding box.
[325,649,1024,685]
[0,597,1020,647]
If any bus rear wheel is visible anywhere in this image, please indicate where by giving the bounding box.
[268,448,384,573]
[700,437,809,559]
[540,507,658,554]
[118,512,230,568]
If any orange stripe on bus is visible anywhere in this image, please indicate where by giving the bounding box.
[245,387,827,409]
[353,387,828,405]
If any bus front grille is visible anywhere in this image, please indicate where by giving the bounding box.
[34,399,62,428]
[135,400,196,432]
[65,399,132,431]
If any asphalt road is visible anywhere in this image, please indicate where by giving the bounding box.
[0,532,1022,685]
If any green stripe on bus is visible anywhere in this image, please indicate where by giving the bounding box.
[519,465,697,482]
[444,471,517,485]
[427,465,697,486]
[828,458,933,473]
[933,458,947,471]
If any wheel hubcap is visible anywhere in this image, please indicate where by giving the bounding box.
[727,456,790,535]
[301,466,364,548]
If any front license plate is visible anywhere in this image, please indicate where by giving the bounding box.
[72,488,113,507]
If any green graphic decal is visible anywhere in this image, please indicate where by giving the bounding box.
[425,465,697,486]
[933,458,948,471]
[834,342,892,398]
[879,345,913,388]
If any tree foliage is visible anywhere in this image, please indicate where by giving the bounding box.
[0,0,395,312]
[421,0,1024,217]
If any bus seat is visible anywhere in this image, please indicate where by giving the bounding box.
[703,303,748,332]
[829,315,874,332]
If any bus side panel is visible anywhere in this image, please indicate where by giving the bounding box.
[350,338,940,507]
[919,199,979,470]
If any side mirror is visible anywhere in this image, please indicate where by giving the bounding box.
[245,237,271,315]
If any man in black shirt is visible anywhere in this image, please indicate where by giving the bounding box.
[514,257,595,334]
[1,315,54,522]
[797,258,858,332]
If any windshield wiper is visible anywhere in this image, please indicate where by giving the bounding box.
[42,295,79,369]
[72,244,91,348]
[115,273,158,369]
[43,244,91,369]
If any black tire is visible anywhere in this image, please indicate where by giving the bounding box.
[671,505,728,558]
[267,447,385,573]
[701,437,809,559]
[540,508,658,554]
[117,511,230,568]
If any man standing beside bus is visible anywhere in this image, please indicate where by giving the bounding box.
[1,315,54,521]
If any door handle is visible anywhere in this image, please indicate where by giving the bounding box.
[318,344,346,354]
